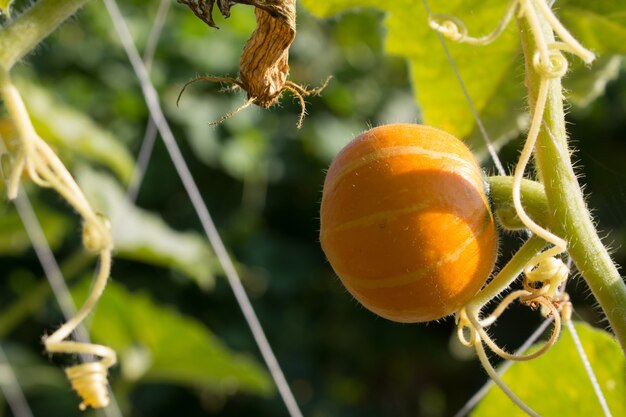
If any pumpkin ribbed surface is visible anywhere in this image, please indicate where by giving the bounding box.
[320,124,497,322]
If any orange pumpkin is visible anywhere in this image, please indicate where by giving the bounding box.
[319,124,497,322]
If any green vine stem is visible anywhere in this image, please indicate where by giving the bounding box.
[0,0,89,71]
[488,176,549,230]
[468,234,546,310]
[518,12,626,353]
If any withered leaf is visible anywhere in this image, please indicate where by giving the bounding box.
[177,0,329,127]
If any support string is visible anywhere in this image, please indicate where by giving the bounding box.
[101,1,303,416]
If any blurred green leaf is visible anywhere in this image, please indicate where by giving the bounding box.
[565,56,622,107]
[561,0,626,55]
[301,1,626,160]
[16,79,135,184]
[0,0,12,15]
[76,166,216,290]
[0,343,67,391]
[301,0,521,143]
[164,87,269,180]
[0,202,71,255]
[472,322,626,417]
[72,279,273,396]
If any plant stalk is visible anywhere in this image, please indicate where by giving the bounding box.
[469,234,546,310]
[488,176,549,230]
[518,13,626,353]
[0,0,89,71]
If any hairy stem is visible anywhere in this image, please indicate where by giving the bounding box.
[518,12,626,353]
[469,235,546,310]
[0,0,89,71]
[488,176,549,230]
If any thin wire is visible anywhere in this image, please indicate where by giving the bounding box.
[126,0,172,203]
[127,120,158,202]
[420,0,506,177]
[566,317,613,417]
[0,344,34,417]
[142,0,171,72]
[14,192,87,329]
[453,317,554,417]
[13,191,123,417]
[101,2,304,417]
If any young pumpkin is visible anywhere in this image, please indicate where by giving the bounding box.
[319,124,498,323]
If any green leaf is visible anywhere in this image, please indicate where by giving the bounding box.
[16,79,136,184]
[301,1,626,160]
[472,322,626,417]
[565,56,622,107]
[559,2,626,109]
[72,280,273,396]
[0,343,67,391]
[302,0,520,146]
[561,0,626,55]
[76,166,216,290]
[0,201,72,255]
[0,0,13,16]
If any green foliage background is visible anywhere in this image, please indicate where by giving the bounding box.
[0,0,625,416]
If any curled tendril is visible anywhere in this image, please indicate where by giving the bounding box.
[524,255,569,298]
[453,238,571,415]
[428,14,468,42]
[0,71,116,410]
[67,363,110,410]
[556,292,573,322]
[42,247,116,410]
[426,0,594,65]
[428,0,518,46]
[475,294,561,362]
[46,342,116,410]
[82,214,113,252]
[532,48,568,79]
[455,309,476,347]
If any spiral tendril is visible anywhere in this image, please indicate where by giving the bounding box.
[524,255,569,298]
[532,48,568,79]
[428,0,518,46]
[428,14,467,42]
[82,214,113,252]
[0,71,117,410]
[66,361,112,411]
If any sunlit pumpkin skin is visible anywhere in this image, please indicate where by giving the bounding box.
[319,124,497,323]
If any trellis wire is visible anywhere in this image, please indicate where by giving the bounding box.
[566,317,613,417]
[0,343,34,417]
[14,192,89,343]
[126,0,172,203]
[101,1,304,417]
[420,0,610,415]
[142,0,171,72]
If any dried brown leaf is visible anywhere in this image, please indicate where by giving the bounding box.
[177,0,328,127]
